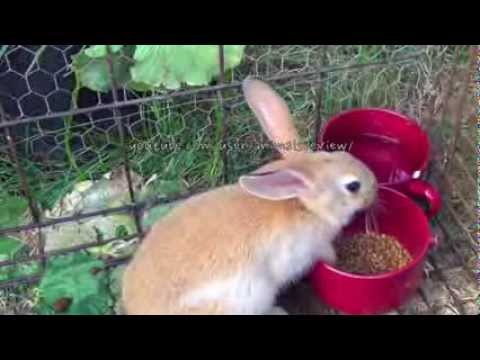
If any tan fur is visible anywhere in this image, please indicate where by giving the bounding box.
[122,78,377,315]
[122,153,376,315]
[122,183,310,314]
[242,77,309,157]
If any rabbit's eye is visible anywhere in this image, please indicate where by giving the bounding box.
[345,180,361,193]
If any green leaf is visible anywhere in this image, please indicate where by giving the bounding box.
[72,48,131,93]
[223,45,246,69]
[73,45,245,92]
[84,45,123,58]
[130,45,245,90]
[131,45,153,62]
[37,253,113,315]
[128,81,155,92]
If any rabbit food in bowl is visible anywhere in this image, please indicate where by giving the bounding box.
[334,233,413,275]
[309,188,437,314]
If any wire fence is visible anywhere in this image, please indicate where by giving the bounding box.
[0,45,477,314]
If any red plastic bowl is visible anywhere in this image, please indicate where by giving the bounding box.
[309,188,438,315]
[319,108,441,217]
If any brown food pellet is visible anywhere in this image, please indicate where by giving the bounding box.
[334,233,412,275]
[53,297,73,313]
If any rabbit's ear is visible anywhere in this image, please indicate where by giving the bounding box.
[242,78,306,157]
[239,168,314,201]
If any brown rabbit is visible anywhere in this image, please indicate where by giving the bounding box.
[121,78,377,315]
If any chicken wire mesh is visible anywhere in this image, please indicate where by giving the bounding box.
[0,45,477,314]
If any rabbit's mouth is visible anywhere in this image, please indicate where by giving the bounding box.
[367,197,377,210]
[352,208,368,219]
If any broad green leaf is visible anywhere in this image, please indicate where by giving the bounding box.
[72,49,131,93]
[130,45,245,90]
[224,45,246,68]
[132,45,155,62]
[37,253,113,315]
[74,45,245,92]
[128,80,155,92]
[84,45,124,58]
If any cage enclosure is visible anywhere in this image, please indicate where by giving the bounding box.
[0,45,477,315]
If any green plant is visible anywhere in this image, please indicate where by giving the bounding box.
[208,105,225,185]
[36,252,113,315]
[0,196,28,261]
[1,46,463,315]
[0,261,40,282]
[72,46,133,93]
[72,45,246,93]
